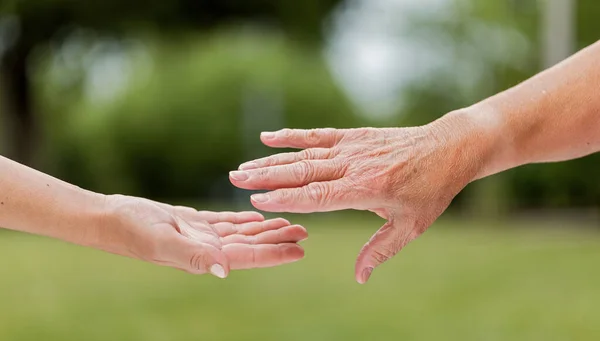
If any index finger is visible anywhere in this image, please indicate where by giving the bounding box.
[260,128,344,149]
[249,180,370,213]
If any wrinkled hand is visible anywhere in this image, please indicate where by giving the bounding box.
[95,195,307,278]
[230,125,481,283]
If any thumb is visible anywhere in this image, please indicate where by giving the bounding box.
[180,239,231,278]
[354,220,419,284]
[173,216,231,278]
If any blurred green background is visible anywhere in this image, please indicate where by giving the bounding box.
[0,0,599,340]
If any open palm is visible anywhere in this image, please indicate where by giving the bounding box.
[101,195,308,278]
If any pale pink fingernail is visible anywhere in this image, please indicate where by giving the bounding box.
[239,162,258,170]
[229,171,249,181]
[261,132,275,139]
[210,264,226,278]
[251,193,270,203]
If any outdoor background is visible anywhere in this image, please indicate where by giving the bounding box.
[0,0,599,340]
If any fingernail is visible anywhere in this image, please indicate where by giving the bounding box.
[239,162,258,170]
[361,267,374,284]
[210,264,226,278]
[251,193,270,203]
[261,132,275,139]
[229,171,249,181]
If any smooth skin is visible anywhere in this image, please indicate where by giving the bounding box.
[0,155,307,278]
[230,40,600,284]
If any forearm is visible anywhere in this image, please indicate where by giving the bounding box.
[0,156,106,245]
[435,40,600,180]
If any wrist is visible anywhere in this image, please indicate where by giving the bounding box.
[425,105,509,181]
[71,190,110,249]
[87,194,148,258]
[82,193,125,252]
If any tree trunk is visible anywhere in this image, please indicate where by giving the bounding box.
[0,45,37,166]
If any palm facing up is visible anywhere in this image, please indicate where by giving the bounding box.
[99,195,307,278]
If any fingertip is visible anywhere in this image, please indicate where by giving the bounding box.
[250,194,279,212]
[275,217,291,226]
[283,225,308,243]
[260,132,277,146]
[260,217,293,230]
[355,265,373,284]
[244,211,265,222]
[261,131,276,140]
[206,244,231,275]
[239,161,259,170]
[251,193,270,204]
[251,191,295,213]
[283,243,305,260]
[292,225,309,241]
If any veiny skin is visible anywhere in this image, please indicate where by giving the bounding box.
[230,40,600,284]
[0,155,307,279]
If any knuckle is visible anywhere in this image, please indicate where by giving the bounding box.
[280,128,292,138]
[352,127,376,140]
[251,247,257,265]
[302,148,332,160]
[328,147,340,158]
[352,128,368,138]
[300,149,314,159]
[371,249,390,264]
[372,244,397,264]
[217,212,233,222]
[285,152,299,163]
[248,235,258,245]
[274,189,293,204]
[370,228,403,264]
[294,160,314,183]
[330,158,348,176]
[306,130,321,144]
[256,168,270,181]
[189,249,210,273]
[319,128,335,136]
[260,156,275,167]
[304,182,330,206]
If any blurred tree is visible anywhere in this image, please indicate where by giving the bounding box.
[0,0,342,165]
[394,0,539,218]
[35,28,361,199]
[396,0,600,212]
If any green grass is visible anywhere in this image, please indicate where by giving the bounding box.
[1,215,600,341]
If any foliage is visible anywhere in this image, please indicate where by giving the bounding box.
[393,0,600,209]
[36,28,361,199]
[2,0,599,207]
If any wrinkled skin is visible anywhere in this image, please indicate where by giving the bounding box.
[230,125,482,283]
[98,194,307,278]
